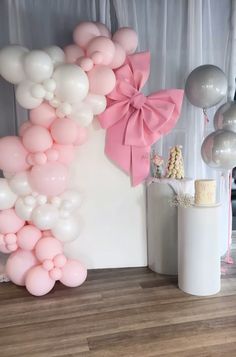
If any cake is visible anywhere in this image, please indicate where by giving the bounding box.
[165,145,184,179]
[194,179,216,205]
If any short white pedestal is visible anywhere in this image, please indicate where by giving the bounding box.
[178,204,221,296]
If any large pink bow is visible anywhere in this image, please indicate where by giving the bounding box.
[98,52,184,186]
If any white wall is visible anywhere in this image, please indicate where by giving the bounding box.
[64,120,147,269]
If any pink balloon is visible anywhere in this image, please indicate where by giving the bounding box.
[0,209,25,234]
[49,267,62,280]
[95,22,111,38]
[60,259,87,287]
[29,102,57,128]
[77,57,94,72]
[64,44,84,64]
[112,27,138,54]
[17,225,42,250]
[109,42,126,69]
[29,162,68,196]
[53,254,67,268]
[35,237,63,262]
[26,265,55,296]
[22,125,53,153]
[19,120,32,137]
[74,126,89,146]
[86,36,115,65]
[6,249,38,286]
[52,144,75,165]
[45,148,59,162]
[73,22,100,48]
[33,152,47,165]
[50,118,77,145]
[88,66,116,95]
[0,136,29,173]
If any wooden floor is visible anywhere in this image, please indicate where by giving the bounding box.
[1,256,236,357]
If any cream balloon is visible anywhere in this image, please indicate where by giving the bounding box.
[23,50,53,83]
[53,64,89,103]
[9,171,32,196]
[15,198,35,221]
[70,102,94,126]
[0,179,17,210]
[44,46,65,67]
[60,190,82,211]
[0,45,28,84]
[84,93,107,115]
[16,80,42,109]
[31,204,59,230]
[51,215,81,242]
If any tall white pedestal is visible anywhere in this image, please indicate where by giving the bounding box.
[178,204,221,296]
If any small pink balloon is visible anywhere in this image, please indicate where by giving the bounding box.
[74,126,89,146]
[22,125,53,153]
[50,118,77,145]
[7,243,18,252]
[90,52,103,65]
[88,65,116,95]
[35,237,63,262]
[77,57,94,72]
[17,225,42,251]
[26,154,34,166]
[0,209,25,234]
[6,249,38,286]
[109,42,126,69]
[64,44,84,64]
[45,149,59,162]
[60,259,87,287]
[0,234,4,245]
[42,230,52,237]
[49,267,62,280]
[42,259,54,271]
[19,121,32,137]
[0,244,11,253]
[86,36,115,65]
[33,152,47,165]
[52,144,75,165]
[53,254,67,268]
[0,136,29,173]
[73,22,100,48]
[95,22,111,38]
[29,162,68,196]
[112,27,138,54]
[29,102,57,128]
[4,233,17,245]
[26,265,55,296]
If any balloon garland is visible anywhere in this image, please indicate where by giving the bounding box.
[0,22,184,296]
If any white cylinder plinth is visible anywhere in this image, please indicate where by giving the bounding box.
[178,204,221,296]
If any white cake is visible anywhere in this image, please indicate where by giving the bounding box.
[194,179,216,205]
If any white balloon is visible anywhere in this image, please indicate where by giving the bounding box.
[44,91,54,100]
[49,97,60,108]
[24,195,37,207]
[43,78,56,92]
[53,64,89,103]
[9,171,32,196]
[36,195,47,205]
[23,50,53,83]
[0,45,28,84]
[60,190,82,211]
[31,84,46,99]
[70,102,94,126]
[16,80,42,109]
[31,203,59,230]
[44,46,65,67]
[58,102,72,116]
[15,198,35,220]
[51,215,81,242]
[0,178,17,209]
[84,93,107,115]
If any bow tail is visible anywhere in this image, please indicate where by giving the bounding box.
[131,146,150,186]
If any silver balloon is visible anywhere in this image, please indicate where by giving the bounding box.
[185,65,227,109]
[201,129,236,170]
[214,101,236,133]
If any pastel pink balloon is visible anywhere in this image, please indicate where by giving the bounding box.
[29,102,57,128]
[64,44,84,64]
[60,259,87,287]
[42,259,54,271]
[0,244,11,254]
[19,120,32,137]
[33,152,47,165]
[77,57,94,72]
[26,265,55,296]
[86,36,115,65]
[109,42,126,69]
[45,148,59,162]
[73,22,100,48]
[112,27,138,54]
[29,162,68,196]
[53,254,67,268]
[88,66,116,95]
[17,225,42,250]
[0,136,29,173]
[74,126,89,146]
[50,118,77,145]
[6,249,38,286]
[35,237,62,262]
[95,22,111,38]
[0,209,25,234]
[52,144,75,165]
[22,125,53,153]
[49,267,62,280]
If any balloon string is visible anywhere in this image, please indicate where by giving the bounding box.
[224,171,234,265]
[203,108,209,137]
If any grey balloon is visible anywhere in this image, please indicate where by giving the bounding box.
[214,101,236,133]
[185,65,227,109]
[201,129,236,170]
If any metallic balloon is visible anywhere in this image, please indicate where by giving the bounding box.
[185,65,227,109]
[214,101,236,133]
[201,129,236,170]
